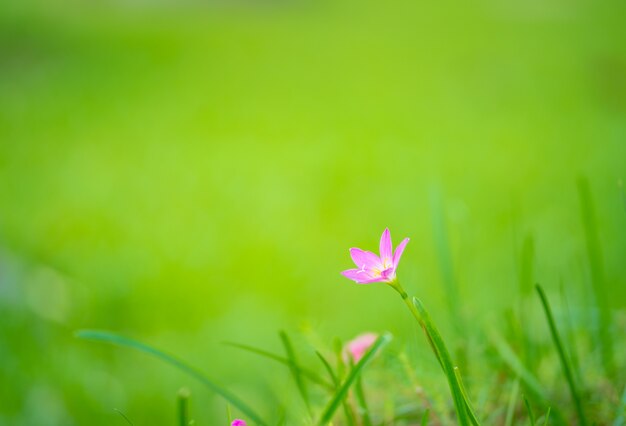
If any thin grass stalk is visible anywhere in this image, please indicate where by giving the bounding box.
[536,285,587,426]
[279,331,312,415]
[76,330,269,426]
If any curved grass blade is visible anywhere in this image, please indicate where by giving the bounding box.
[412,297,472,426]
[113,409,134,426]
[316,351,356,426]
[223,341,332,389]
[524,394,535,426]
[279,330,311,415]
[536,285,587,426]
[543,407,551,426]
[454,367,481,426]
[317,333,392,425]
[76,330,269,426]
[315,351,338,387]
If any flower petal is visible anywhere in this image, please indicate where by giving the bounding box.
[349,248,382,270]
[392,238,410,271]
[379,228,393,267]
[341,269,385,284]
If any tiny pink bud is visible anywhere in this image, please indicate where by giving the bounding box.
[344,332,379,363]
[231,420,246,426]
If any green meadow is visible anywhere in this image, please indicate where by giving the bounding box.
[0,0,625,424]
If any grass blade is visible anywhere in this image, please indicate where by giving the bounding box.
[543,407,551,426]
[316,351,356,426]
[113,409,134,426]
[224,341,332,389]
[178,388,190,426]
[535,285,587,426]
[76,330,269,426]
[504,379,520,426]
[279,330,311,415]
[489,331,566,425]
[577,176,614,376]
[524,394,535,426]
[412,297,473,426]
[317,333,392,425]
[454,367,481,426]
[354,372,372,426]
[421,408,430,426]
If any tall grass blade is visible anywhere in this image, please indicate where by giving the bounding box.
[412,297,474,426]
[224,341,332,389]
[504,379,520,426]
[279,331,311,414]
[454,367,481,426]
[113,409,134,426]
[354,373,372,426]
[178,388,190,426]
[543,407,551,426]
[76,330,269,426]
[577,176,614,375]
[536,285,587,426]
[317,333,391,425]
[315,351,338,386]
[524,394,535,426]
[316,351,356,426]
[489,331,566,425]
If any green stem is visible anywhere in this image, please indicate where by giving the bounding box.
[536,285,587,426]
[388,280,478,426]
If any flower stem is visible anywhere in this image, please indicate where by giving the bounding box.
[387,280,479,426]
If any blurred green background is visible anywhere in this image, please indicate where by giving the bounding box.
[0,0,625,424]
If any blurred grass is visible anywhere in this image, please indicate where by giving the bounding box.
[0,0,625,424]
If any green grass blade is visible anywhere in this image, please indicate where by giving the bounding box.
[489,331,567,425]
[354,373,372,426]
[535,285,587,426]
[315,351,338,387]
[317,333,392,425]
[504,379,520,426]
[524,394,535,426]
[577,176,614,376]
[421,408,430,426]
[316,351,356,426]
[412,297,472,426]
[454,367,481,426]
[178,388,190,426]
[279,330,311,415]
[614,385,626,426]
[224,341,332,389]
[113,409,134,426]
[543,407,551,426]
[76,330,269,426]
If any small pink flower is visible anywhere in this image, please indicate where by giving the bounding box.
[341,228,409,284]
[231,420,246,426]
[344,333,379,363]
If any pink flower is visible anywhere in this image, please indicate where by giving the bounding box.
[231,420,246,426]
[344,333,379,363]
[341,228,409,284]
